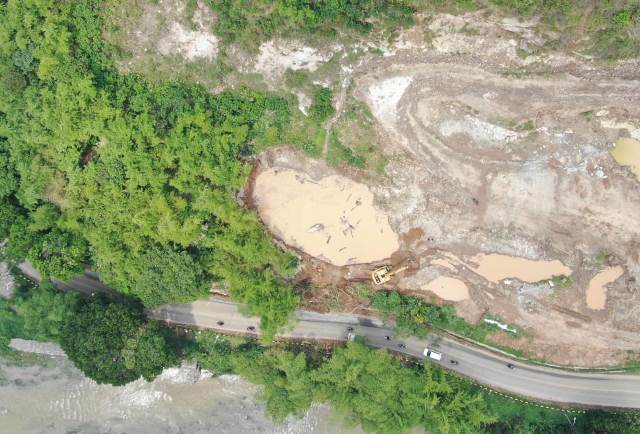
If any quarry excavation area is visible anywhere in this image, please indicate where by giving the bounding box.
[246,19,640,367]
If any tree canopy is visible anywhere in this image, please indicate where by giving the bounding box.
[59,293,179,385]
[18,283,79,342]
[193,336,494,434]
[133,247,209,307]
[0,0,299,336]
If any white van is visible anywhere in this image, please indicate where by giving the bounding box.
[423,348,442,361]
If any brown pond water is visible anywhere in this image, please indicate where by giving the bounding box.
[469,253,572,283]
[253,168,399,266]
[586,266,624,310]
[612,138,640,181]
[421,276,469,301]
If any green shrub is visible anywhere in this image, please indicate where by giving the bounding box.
[206,0,415,49]
[550,274,574,288]
[372,291,496,341]
[327,132,366,168]
[309,86,335,121]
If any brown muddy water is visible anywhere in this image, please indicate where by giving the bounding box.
[0,357,364,434]
[421,276,470,301]
[612,137,640,180]
[586,266,624,310]
[253,168,399,266]
[469,253,572,283]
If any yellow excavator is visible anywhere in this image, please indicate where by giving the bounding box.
[371,265,408,285]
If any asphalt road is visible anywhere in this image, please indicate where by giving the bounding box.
[18,263,640,409]
[150,298,640,409]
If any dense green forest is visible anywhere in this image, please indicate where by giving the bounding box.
[0,0,430,338]
[0,0,304,336]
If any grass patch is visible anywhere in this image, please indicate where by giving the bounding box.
[281,109,326,157]
[580,110,595,122]
[413,0,639,60]
[347,283,377,302]
[595,250,609,265]
[417,0,481,14]
[327,131,367,168]
[285,68,311,89]
[515,119,535,131]
[332,96,389,173]
[550,274,574,288]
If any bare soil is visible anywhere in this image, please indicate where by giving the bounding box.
[247,11,640,367]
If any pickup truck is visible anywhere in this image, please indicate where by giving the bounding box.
[423,348,442,361]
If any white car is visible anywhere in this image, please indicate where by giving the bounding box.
[423,348,442,361]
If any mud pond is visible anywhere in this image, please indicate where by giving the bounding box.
[468,254,572,283]
[612,137,640,180]
[586,266,624,310]
[420,276,470,301]
[253,167,399,266]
